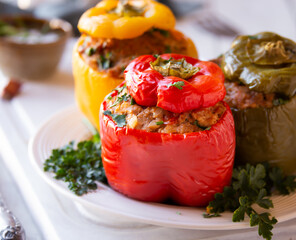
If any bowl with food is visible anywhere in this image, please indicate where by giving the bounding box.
[221,32,296,174]
[73,0,198,129]
[0,15,72,80]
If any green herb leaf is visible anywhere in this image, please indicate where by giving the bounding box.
[44,133,107,196]
[233,205,247,222]
[194,120,211,131]
[130,97,136,105]
[110,93,129,108]
[257,213,277,240]
[156,121,164,125]
[86,47,95,56]
[204,163,296,240]
[103,110,126,127]
[98,53,112,69]
[150,28,170,37]
[167,81,185,90]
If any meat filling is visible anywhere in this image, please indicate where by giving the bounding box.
[78,28,190,79]
[224,81,289,109]
[104,86,226,133]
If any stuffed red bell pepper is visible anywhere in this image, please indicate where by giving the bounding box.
[99,54,235,207]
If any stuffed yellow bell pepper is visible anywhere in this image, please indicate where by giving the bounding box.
[73,0,198,129]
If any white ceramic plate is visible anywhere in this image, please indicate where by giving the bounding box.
[29,106,296,230]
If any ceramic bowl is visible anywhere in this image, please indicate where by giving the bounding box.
[0,15,72,80]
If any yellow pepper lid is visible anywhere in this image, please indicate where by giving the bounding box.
[78,0,176,39]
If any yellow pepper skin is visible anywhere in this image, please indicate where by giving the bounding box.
[73,34,198,129]
[78,0,176,39]
[73,38,122,129]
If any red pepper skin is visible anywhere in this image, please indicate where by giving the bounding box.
[125,54,226,113]
[100,101,235,207]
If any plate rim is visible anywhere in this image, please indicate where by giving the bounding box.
[28,106,296,230]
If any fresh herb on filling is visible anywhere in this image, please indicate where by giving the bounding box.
[156,121,164,125]
[43,133,107,196]
[98,52,112,69]
[130,97,136,105]
[204,163,296,240]
[86,47,95,56]
[194,120,211,131]
[167,81,185,90]
[103,110,126,127]
[110,92,129,107]
[150,28,170,37]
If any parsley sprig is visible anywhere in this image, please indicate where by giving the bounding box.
[205,163,296,240]
[109,92,129,108]
[103,110,126,127]
[167,81,185,90]
[43,133,107,196]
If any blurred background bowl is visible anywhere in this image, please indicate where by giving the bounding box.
[0,15,72,80]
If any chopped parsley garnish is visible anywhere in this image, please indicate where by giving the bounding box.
[43,133,107,196]
[120,66,126,73]
[103,110,126,127]
[86,47,95,56]
[108,85,128,105]
[130,97,136,105]
[156,121,164,125]
[205,163,296,240]
[110,93,129,108]
[116,84,126,94]
[167,81,185,90]
[194,120,211,131]
[98,53,112,69]
[163,57,173,64]
[273,98,289,106]
[153,54,159,58]
[150,28,170,37]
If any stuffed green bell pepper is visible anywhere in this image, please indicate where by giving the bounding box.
[221,32,296,174]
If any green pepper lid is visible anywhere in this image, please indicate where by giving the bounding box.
[221,32,296,97]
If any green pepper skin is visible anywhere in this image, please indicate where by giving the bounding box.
[222,32,296,97]
[233,95,296,174]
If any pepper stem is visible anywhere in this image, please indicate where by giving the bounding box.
[150,56,200,79]
[109,0,146,17]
